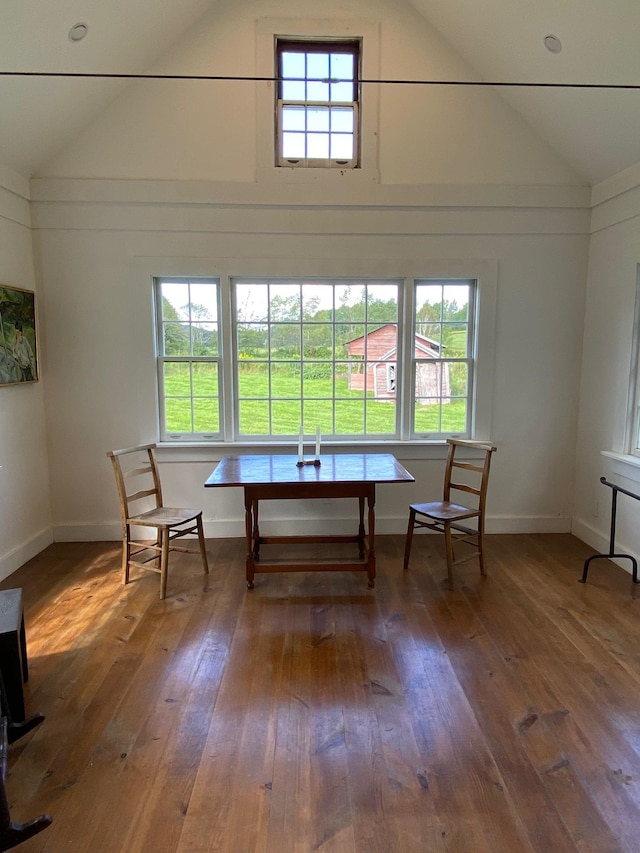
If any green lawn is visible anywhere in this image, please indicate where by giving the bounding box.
[162,365,467,435]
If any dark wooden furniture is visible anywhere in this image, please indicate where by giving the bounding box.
[0,590,51,850]
[0,590,44,742]
[403,438,497,589]
[205,453,414,588]
[107,444,209,599]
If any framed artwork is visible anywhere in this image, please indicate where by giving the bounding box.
[0,285,38,386]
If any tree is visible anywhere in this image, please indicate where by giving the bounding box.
[161,296,189,355]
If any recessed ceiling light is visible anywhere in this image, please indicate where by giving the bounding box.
[544,34,562,54]
[69,23,88,43]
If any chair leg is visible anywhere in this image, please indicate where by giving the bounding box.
[403,509,416,570]
[477,529,487,576]
[197,516,209,575]
[444,524,455,590]
[122,527,130,585]
[159,528,169,600]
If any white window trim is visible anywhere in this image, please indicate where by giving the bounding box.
[154,277,223,442]
[255,17,380,185]
[146,256,497,447]
[276,38,360,169]
[625,263,640,458]
[409,278,477,439]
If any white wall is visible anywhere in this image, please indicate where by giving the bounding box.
[21,0,592,548]
[0,169,52,580]
[30,179,589,540]
[39,0,582,186]
[573,169,640,572]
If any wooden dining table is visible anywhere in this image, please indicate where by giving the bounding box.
[204,453,415,588]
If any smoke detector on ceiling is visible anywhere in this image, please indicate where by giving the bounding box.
[69,23,88,43]
[544,34,562,54]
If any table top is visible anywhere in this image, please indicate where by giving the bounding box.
[204,453,415,488]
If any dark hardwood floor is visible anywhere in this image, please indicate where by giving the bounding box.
[3,532,640,852]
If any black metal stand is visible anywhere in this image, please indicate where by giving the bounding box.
[0,715,51,851]
[580,476,640,584]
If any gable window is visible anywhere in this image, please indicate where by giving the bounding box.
[276,38,360,168]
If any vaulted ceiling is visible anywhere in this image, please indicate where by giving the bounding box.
[2,0,639,185]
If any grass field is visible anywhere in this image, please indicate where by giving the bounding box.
[162,365,467,435]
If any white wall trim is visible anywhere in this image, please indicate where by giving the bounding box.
[0,183,32,229]
[590,182,640,234]
[29,177,590,210]
[0,165,30,201]
[30,200,590,238]
[0,527,53,583]
[591,160,640,208]
[54,513,570,543]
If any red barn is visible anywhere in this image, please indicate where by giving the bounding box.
[345,324,450,403]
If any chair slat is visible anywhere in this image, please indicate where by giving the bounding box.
[451,460,485,473]
[123,464,154,480]
[449,481,481,496]
[126,487,159,503]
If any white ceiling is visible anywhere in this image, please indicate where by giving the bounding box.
[1,0,639,184]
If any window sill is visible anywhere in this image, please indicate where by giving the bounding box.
[255,165,380,185]
[157,440,446,464]
[156,440,494,465]
[601,450,640,485]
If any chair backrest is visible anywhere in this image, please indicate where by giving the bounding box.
[107,444,163,524]
[443,439,496,517]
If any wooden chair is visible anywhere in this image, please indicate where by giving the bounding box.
[403,438,497,589]
[107,444,209,599]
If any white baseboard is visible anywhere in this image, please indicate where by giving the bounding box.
[486,515,572,534]
[0,527,54,583]
[53,513,573,542]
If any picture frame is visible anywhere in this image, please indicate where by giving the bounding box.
[0,284,38,386]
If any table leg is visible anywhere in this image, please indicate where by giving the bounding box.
[244,490,256,589]
[253,499,261,560]
[357,496,365,558]
[367,488,376,588]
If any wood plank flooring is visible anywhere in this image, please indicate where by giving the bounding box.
[4,533,640,852]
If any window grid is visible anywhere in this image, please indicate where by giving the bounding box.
[276,39,360,168]
[235,280,399,438]
[412,280,476,438]
[155,278,222,441]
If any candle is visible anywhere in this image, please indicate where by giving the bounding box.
[315,426,321,461]
[298,424,304,464]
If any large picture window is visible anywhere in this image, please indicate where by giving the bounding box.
[154,274,485,444]
[235,280,398,436]
[276,38,360,168]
